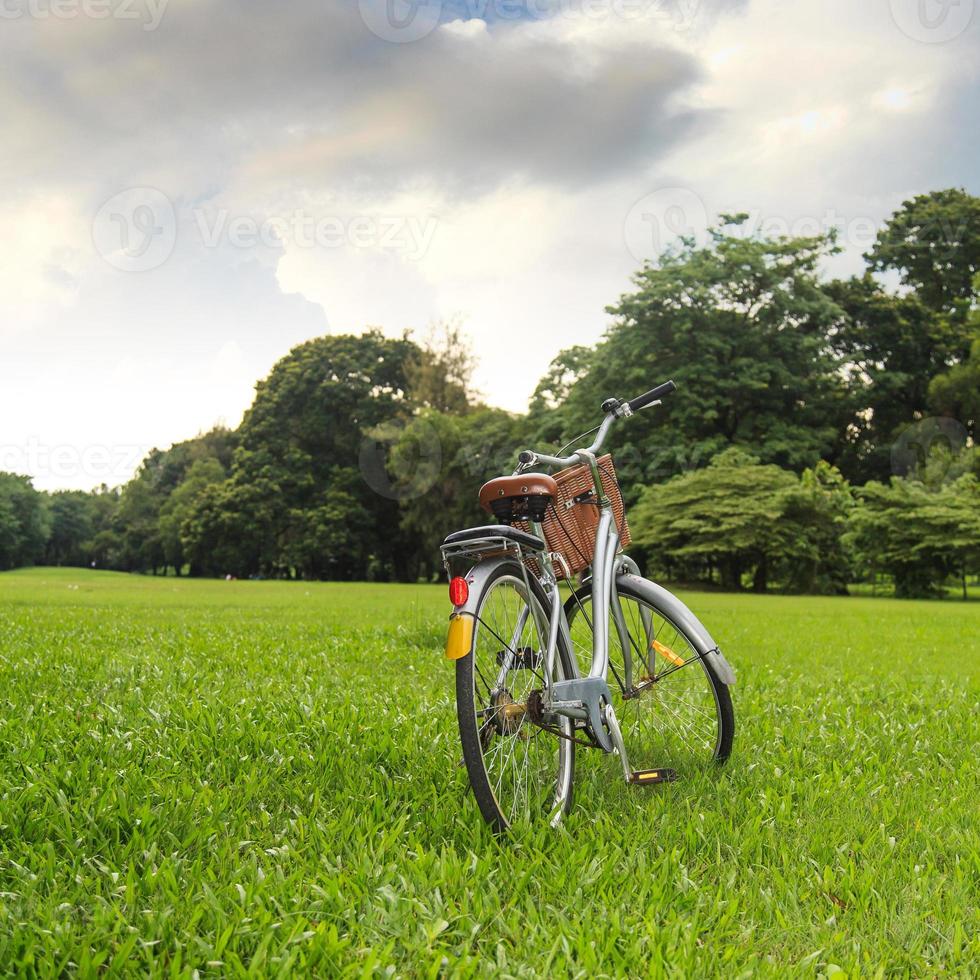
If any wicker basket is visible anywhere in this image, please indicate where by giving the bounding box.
[520,453,631,579]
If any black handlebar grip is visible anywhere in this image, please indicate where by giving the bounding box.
[517,450,535,465]
[628,380,677,413]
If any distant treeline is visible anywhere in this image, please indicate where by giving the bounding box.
[3,189,979,597]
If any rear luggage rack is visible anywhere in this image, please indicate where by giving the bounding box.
[441,533,535,568]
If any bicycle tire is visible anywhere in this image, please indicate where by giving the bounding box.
[565,576,735,771]
[456,561,577,832]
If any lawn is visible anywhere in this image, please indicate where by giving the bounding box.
[0,568,977,977]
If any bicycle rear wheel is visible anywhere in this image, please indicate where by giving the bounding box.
[565,576,734,775]
[456,561,576,832]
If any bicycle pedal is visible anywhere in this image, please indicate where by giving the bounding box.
[628,768,678,786]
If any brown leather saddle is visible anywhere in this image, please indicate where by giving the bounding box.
[478,473,558,523]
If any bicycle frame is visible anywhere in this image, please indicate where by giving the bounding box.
[444,387,735,767]
[516,457,629,752]
[517,413,632,668]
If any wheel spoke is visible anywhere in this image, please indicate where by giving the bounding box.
[464,573,573,829]
[566,588,726,772]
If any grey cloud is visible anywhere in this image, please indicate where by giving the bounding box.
[0,1,716,201]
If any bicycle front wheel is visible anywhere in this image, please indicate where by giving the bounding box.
[456,561,576,832]
[565,576,734,775]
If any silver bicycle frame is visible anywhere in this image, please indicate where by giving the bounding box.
[518,416,628,692]
[445,398,734,768]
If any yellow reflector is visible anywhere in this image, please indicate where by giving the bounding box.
[653,639,685,667]
[445,613,475,661]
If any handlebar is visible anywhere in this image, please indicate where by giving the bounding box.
[628,379,676,413]
[517,379,676,472]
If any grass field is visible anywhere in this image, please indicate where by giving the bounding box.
[0,568,977,977]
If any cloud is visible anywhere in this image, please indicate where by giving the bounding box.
[0,0,978,489]
[1,1,717,201]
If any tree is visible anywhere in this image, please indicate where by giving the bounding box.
[632,449,806,591]
[866,189,980,317]
[82,487,121,568]
[631,449,853,593]
[89,528,124,569]
[179,480,259,578]
[779,461,855,594]
[528,345,596,447]
[827,276,963,482]
[928,278,980,439]
[206,331,422,579]
[157,458,227,575]
[0,473,49,571]
[537,220,852,498]
[281,481,374,581]
[389,407,525,580]
[845,475,980,598]
[929,333,980,440]
[114,428,236,574]
[405,319,476,415]
[44,491,95,566]
[115,474,165,573]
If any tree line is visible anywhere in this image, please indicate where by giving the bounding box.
[2,189,978,597]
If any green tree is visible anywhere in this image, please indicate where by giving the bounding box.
[0,473,50,571]
[846,475,980,598]
[827,276,963,482]
[157,458,227,575]
[405,319,476,415]
[929,333,980,436]
[779,461,855,594]
[281,482,374,581]
[866,188,980,318]
[44,491,95,566]
[631,449,849,593]
[537,221,851,496]
[115,474,165,573]
[115,428,236,574]
[389,407,525,580]
[928,278,980,439]
[179,480,259,578]
[202,332,421,579]
[83,487,121,567]
[528,345,596,447]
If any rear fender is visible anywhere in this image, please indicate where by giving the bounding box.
[444,556,530,661]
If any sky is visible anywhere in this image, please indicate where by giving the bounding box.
[1,0,978,491]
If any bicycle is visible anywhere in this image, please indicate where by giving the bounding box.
[440,381,736,832]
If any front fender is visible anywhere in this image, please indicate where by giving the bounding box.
[617,573,737,685]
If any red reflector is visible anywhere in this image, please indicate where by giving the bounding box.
[449,576,469,606]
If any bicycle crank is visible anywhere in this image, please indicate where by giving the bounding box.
[603,702,632,782]
[604,703,679,787]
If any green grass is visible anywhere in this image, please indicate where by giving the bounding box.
[0,568,977,977]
